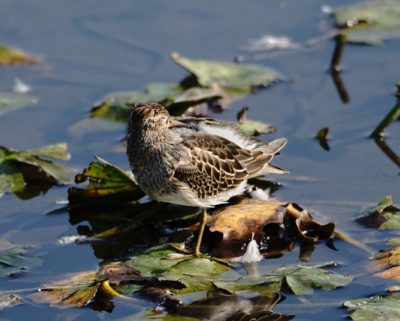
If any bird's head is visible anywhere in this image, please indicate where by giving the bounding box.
[129,103,171,131]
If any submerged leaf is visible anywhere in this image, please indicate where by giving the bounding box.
[0,293,22,310]
[333,0,400,44]
[172,52,282,93]
[68,156,142,204]
[356,195,400,229]
[344,291,400,321]
[0,243,42,276]
[0,92,37,118]
[215,262,352,295]
[0,46,38,65]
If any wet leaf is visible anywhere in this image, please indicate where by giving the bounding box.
[31,262,138,309]
[356,195,400,229]
[374,246,400,280]
[207,200,335,259]
[158,257,232,294]
[91,83,221,122]
[0,243,42,276]
[30,271,100,307]
[0,293,22,310]
[0,143,72,195]
[237,106,276,136]
[0,92,37,118]
[344,291,400,321]
[0,45,38,65]
[333,0,400,44]
[209,199,285,241]
[215,262,352,295]
[68,156,143,204]
[172,52,282,93]
[125,245,190,277]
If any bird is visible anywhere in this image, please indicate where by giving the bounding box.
[126,103,287,256]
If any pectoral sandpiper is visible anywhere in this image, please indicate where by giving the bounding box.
[127,103,287,256]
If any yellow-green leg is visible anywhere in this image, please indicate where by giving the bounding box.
[194,208,207,257]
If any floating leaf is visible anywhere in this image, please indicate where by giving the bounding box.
[344,291,400,321]
[374,246,400,280]
[158,257,232,294]
[0,243,42,276]
[333,0,400,44]
[237,106,276,136]
[356,195,400,229]
[0,92,37,118]
[215,262,352,295]
[0,46,38,66]
[172,52,282,93]
[125,245,188,277]
[91,83,221,123]
[68,156,143,204]
[30,271,100,307]
[209,199,285,241]
[31,262,139,309]
[0,293,22,310]
[207,199,335,259]
[0,143,72,196]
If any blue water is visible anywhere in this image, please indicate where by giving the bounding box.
[0,0,399,320]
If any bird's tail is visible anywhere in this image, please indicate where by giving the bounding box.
[256,138,288,175]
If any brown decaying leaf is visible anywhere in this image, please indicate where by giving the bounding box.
[206,199,335,259]
[209,199,285,240]
[30,262,141,309]
[374,247,400,280]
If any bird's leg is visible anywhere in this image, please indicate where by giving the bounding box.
[194,208,207,257]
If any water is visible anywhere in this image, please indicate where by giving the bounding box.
[0,0,399,320]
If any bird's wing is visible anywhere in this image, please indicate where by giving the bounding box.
[171,117,263,149]
[174,134,272,199]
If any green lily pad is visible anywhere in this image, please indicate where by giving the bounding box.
[172,52,282,93]
[0,243,42,276]
[159,257,232,294]
[126,245,233,294]
[125,245,190,277]
[333,0,400,44]
[91,83,221,123]
[0,92,37,118]
[215,262,352,295]
[238,119,276,136]
[356,195,400,229]
[344,291,400,321]
[0,293,22,310]
[0,46,38,66]
[0,143,72,196]
[68,156,142,204]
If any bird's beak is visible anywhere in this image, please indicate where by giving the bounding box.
[168,118,186,128]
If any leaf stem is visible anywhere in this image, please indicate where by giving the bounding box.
[286,203,375,255]
[370,86,400,137]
